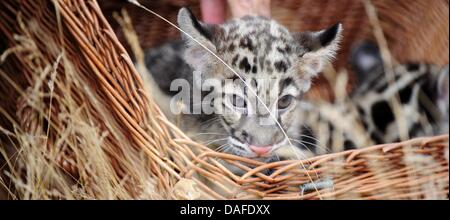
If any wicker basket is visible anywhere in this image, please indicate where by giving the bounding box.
[0,0,448,200]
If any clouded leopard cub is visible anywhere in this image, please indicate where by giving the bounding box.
[140,8,343,165]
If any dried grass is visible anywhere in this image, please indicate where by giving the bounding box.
[0,4,160,199]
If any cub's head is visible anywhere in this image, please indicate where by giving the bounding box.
[177,8,342,160]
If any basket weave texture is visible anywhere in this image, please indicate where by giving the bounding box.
[0,0,448,200]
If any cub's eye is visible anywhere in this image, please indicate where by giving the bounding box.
[229,94,247,109]
[277,95,294,110]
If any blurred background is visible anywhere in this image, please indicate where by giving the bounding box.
[100,0,449,100]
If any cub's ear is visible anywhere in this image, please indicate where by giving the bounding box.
[177,7,218,69]
[293,23,343,83]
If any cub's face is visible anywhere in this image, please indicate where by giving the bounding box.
[177,8,342,160]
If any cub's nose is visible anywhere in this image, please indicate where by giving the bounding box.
[249,145,272,156]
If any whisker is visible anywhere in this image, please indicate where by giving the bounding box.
[288,139,317,156]
[274,154,280,162]
[216,143,230,153]
[190,132,227,137]
[290,137,327,151]
[289,138,329,154]
[202,138,228,146]
[298,133,322,144]
[199,118,221,126]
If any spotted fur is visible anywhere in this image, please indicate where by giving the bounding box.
[278,42,450,159]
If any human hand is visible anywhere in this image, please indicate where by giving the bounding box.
[200,0,271,24]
